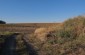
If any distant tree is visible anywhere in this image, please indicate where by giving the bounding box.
[0,20,6,24]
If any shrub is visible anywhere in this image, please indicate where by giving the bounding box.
[0,20,6,24]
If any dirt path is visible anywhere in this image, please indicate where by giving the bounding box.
[1,34,38,55]
[1,34,17,55]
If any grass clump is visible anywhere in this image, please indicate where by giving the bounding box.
[0,31,14,35]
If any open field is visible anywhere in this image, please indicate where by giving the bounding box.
[0,23,60,27]
[0,23,60,33]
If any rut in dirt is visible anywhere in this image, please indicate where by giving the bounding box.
[1,34,38,55]
[1,34,17,55]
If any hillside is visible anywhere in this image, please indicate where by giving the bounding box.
[0,16,85,55]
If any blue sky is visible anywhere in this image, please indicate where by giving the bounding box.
[0,0,85,23]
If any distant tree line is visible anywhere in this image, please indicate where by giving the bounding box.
[0,20,6,24]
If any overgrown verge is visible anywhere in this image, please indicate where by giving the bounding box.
[27,16,85,55]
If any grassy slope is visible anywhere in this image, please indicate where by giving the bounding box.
[27,16,85,55]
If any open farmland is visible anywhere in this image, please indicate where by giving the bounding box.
[0,23,60,33]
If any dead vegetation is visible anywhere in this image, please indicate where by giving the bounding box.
[27,16,85,55]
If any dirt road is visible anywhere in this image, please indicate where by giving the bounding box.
[1,34,17,55]
[1,34,38,55]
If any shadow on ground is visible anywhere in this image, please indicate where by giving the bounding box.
[0,34,38,55]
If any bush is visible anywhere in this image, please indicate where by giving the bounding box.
[54,16,85,55]
[0,20,6,24]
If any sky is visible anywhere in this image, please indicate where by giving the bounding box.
[0,0,85,23]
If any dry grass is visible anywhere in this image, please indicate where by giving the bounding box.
[0,23,59,34]
[34,23,62,41]
[34,28,48,41]
[27,16,85,55]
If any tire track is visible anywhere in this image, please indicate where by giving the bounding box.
[1,34,18,55]
[1,34,38,55]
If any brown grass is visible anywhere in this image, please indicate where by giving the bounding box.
[27,16,85,55]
